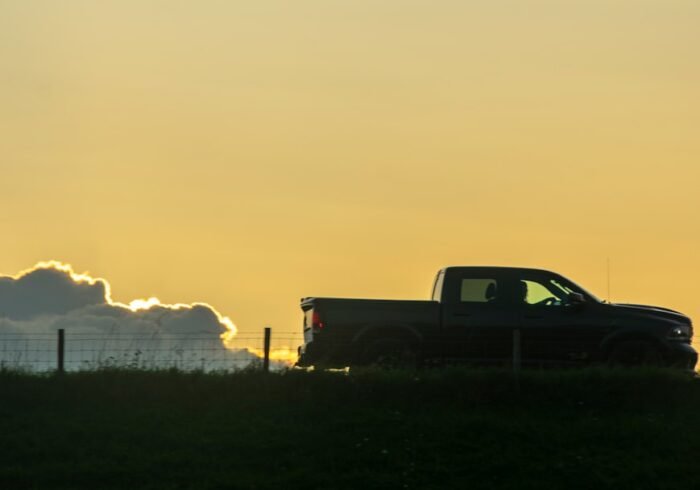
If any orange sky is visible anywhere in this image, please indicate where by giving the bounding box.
[1,1,699,350]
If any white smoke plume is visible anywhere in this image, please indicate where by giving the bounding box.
[0,262,266,371]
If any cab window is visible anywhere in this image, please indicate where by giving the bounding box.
[460,279,498,303]
[518,279,567,306]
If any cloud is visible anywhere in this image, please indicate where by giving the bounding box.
[0,261,270,371]
[0,265,106,320]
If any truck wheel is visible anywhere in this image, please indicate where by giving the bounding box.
[362,339,418,369]
[607,340,663,367]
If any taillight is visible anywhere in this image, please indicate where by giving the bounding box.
[312,311,324,332]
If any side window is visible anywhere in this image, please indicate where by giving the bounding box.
[432,271,445,301]
[520,279,565,306]
[460,279,498,303]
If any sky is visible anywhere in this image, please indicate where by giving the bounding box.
[1,1,699,352]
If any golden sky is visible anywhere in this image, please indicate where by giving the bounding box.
[1,1,699,348]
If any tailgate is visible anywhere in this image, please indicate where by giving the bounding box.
[302,301,315,345]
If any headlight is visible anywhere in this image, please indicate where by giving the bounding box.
[667,326,690,339]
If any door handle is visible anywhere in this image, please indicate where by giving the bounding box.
[524,315,543,320]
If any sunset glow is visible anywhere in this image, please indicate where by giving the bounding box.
[247,347,300,366]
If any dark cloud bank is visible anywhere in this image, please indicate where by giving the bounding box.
[0,262,262,371]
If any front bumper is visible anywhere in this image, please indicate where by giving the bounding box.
[666,342,698,371]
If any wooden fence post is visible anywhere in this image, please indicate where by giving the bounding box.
[263,327,271,372]
[57,329,65,374]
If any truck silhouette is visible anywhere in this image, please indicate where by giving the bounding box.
[297,267,697,369]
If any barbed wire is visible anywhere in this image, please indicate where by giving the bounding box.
[0,331,303,373]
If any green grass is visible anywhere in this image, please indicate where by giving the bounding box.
[1,367,700,489]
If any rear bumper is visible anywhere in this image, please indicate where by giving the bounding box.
[666,342,698,370]
[297,341,351,368]
[297,342,320,367]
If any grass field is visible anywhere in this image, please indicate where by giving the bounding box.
[2,367,700,490]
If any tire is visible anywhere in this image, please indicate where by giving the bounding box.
[361,338,419,369]
[607,340,663,367]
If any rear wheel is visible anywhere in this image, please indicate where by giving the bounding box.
[607,340,663,367]
[361,338,419,369]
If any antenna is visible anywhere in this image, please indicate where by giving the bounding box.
[606,258,611,303]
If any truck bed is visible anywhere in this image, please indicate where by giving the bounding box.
[299,297,440,367]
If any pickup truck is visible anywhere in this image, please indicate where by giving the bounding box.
[297,266,697,369]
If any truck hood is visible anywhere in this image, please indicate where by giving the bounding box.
[612,303,691,326]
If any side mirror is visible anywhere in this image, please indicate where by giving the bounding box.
[569,292,585,305]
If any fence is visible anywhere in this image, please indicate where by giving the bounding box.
[1,328,530,374]
[0,328,302,373]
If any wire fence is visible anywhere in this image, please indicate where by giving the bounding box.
[0,329,303,373]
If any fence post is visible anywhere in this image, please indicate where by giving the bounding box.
[512,328,521,376]
[57,329,65,374]
[263,326,271,372]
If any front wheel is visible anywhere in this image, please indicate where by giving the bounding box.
[607,340,663,367]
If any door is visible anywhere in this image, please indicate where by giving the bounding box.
[440,273,519,364]
[515,273,609,365]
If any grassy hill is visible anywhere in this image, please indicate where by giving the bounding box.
[1,367,699,489]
